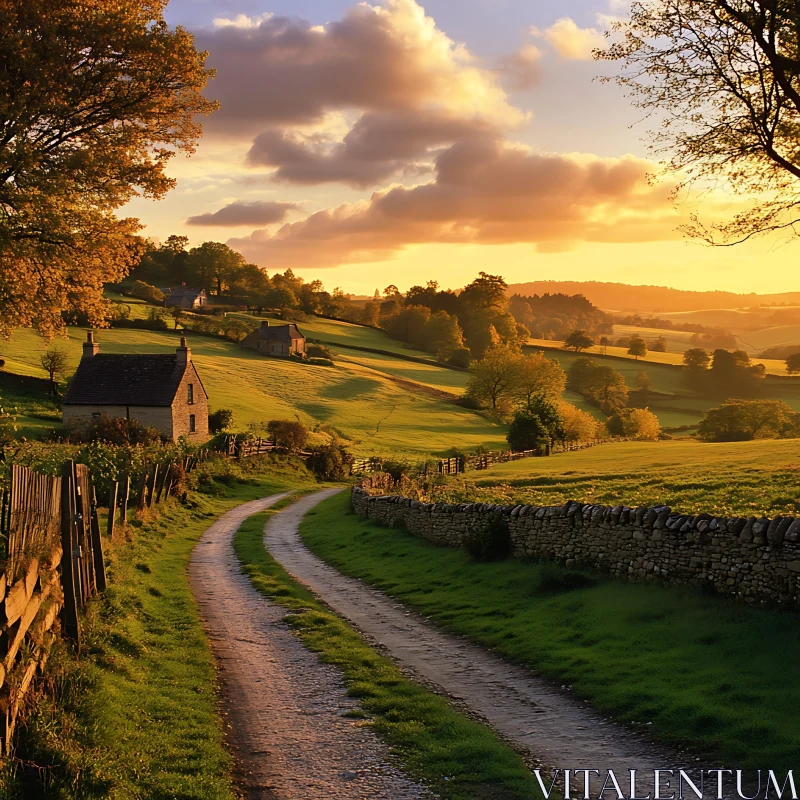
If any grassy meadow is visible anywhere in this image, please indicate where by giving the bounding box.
[0,326,506,457]
[235,507,542,800]
[301,492,800,772]
[442,438,800,518]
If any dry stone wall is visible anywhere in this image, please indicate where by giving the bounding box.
[351,487,800,606]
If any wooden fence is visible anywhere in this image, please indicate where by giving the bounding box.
[222,436,312,461]
[0,448,211,755]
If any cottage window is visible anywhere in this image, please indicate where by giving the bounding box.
[189,414,196,433]
[188,383,194,404]
[91,412,101,420]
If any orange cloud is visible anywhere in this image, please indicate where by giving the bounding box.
[186,200,298,227]
[228,138,680,268]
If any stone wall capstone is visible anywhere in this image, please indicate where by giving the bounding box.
[351,487,800,606]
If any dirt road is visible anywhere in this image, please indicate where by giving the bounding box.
[266,490,685,789]
[189,494,430,799]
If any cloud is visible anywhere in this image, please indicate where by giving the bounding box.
[212,13,273,30]
[186,200,298,227]
[196,0,528,187]
[228,139,679,268]
[533,18,605,61]
[497,44,542,90]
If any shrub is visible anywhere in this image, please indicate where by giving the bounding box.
[129,280,165,305]
[208,409,234,434]
[306,442,354,480]
[307,357,334,367]
[307,344,333,359]
[463,514,512,562]
[446,348,472,369]
[66,415,166,446]
[266,419,309,451]
[507,412,548,452]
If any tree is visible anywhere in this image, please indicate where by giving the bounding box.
[698,399,800,442]
[651,337,668,353]
[599,336,610,355]
[683,348,711,371]
[628,336,647,359]
[608,408,662,440]
[525,396,567,444]
[513,353,567,410]
[507,412,549,452]
[465,345,522,413]
[787,353,800,374]
[186,242,247,297]
[423,312,464,361]
[598,1,800,245]
[564,330,595,352]
[130,281,166,305]
[40,346,69,389]
[587,366,630,415]
[171,306,184,330]
[0,0,216,337]
[634,370,654,406]
[558,401,603,443]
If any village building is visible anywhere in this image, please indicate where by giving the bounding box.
[165,285,207,310]
[63,332,209,442]
[241,321,307,358]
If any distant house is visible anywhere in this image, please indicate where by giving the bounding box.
[63,332,209,441]
[241,321,307,359]
[166,285,207,310]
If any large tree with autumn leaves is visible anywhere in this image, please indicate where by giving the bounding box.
[0,0,216,337]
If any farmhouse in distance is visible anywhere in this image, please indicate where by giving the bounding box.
[165,284,207,310]
[241,321,307,359]
[63,332,209,442]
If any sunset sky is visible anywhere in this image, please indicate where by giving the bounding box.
[123,0,800,296]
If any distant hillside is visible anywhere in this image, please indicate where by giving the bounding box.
[507,281,800,313]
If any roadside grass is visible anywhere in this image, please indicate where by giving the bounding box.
[447,439,800,518]
[233,509,543,800]
[1,327,507,458]
[10,458,316,799]
[300,492,800,772]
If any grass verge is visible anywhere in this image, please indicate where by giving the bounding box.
[7,457,316,799]
[300,492,800,772]
[233,508,542,800]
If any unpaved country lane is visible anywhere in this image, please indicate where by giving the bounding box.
[189,494,430,800]
[267,490,686,789]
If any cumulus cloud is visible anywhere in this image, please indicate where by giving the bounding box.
[533,18,605,61]
[197,0,527,187]
[186,200,298,227]
[497,44,542,90]
[228,139,679,267]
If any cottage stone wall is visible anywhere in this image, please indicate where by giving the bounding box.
[171,363,209,442]
[351,487,800,606]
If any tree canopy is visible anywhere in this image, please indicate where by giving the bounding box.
[0,0,216,336]
[599,1,800,245]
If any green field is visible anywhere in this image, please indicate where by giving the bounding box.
[301,492,800,772]
[0,327,506,457]
[443,438,800,518]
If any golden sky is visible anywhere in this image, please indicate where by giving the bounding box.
[124,0,800,295]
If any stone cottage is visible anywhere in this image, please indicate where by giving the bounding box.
[165,285,207,310]
[241,321,307,358]
[63,332,209,442]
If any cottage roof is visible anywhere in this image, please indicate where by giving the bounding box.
[255,323,305,343]
[167,286,205,300]
[64,354,191,407]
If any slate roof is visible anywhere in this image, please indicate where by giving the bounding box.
[64,354,188,407]
[254,323,305,343]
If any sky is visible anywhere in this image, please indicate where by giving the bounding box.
[123,0,800,296]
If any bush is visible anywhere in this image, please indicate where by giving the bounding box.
[446,348,472,369]
[306,442,354,480]
[307,357,334,367]
[463,514,512,562]
[266,419,308,451]
[66,415,166,446]
[208,409,234,434]
[307,344,333,359]
[129,280,165,305]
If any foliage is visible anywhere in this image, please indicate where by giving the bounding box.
[650,337,668,353]
[698,399,800,442]
[266,420,309,451]
[786,352,800,375]
[567,357,629,415]
[598,0,800,245]
[0,0,216,336]
[465,344,522,413]
[306,441,354,480]
[66,415,166,446]
[208,409,235,435]
[0,393,18,452]
[39,346,69,384]
[509,292,612,340]
[607,408,662,440]
[130,280,166,305]
[463,514,513,562]
[515,352,567,410]
[506,412,549,453]
[627,335,647,359]
[564,330,595,352]
[307,343,333,360]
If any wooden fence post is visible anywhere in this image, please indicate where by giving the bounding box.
[119,473,130,526]
[147,464,158,508]
[136,470,148,511]
[60,463,80,644]
[107,482,118,539]
[90,486,107,593]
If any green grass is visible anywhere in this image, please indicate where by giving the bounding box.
[446,438,800,518]
[300,492,800,772]
[0,327,507,457]
[0,372,61,439]
[12,458,317,799]
[233,507,542,800]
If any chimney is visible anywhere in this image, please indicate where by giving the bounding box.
[82,330,99,359]
[176,336,191,367]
